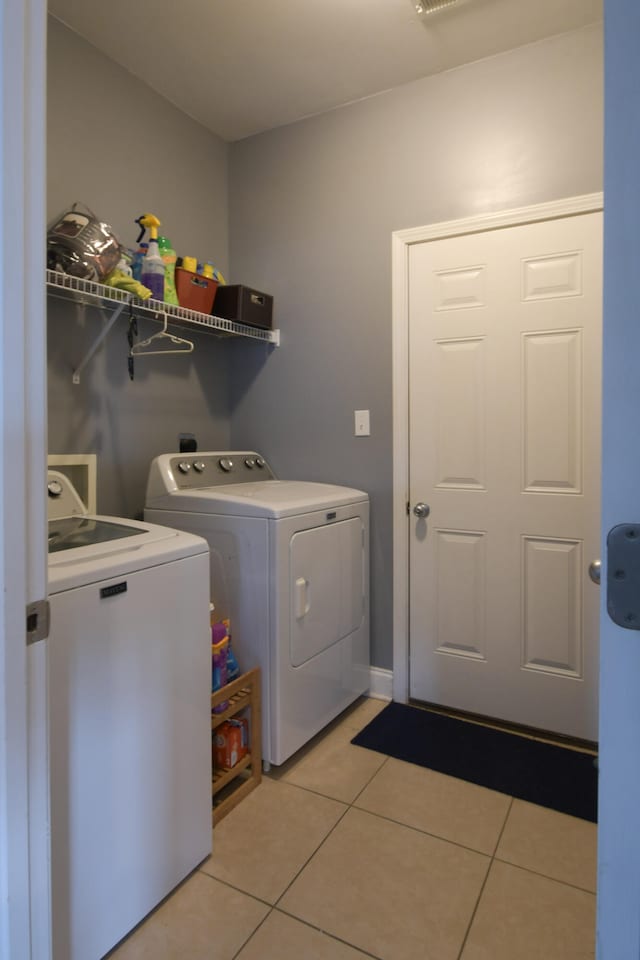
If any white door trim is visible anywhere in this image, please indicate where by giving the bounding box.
[391,192,604,704]
[0,0,49,957]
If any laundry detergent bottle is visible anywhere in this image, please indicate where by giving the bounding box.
[136,213,165,301]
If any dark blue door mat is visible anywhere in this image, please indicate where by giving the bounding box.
[351,701,597,822]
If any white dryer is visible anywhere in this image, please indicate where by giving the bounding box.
[145,452,370,767]
[47,471,211,960]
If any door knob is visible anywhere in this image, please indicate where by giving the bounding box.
[588,559,601,585]
[413,502,430,519]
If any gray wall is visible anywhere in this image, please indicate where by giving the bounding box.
[47,18,232,517]
[47,19,604,668]
[228,24,604,670]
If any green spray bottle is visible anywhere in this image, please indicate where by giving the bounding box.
[157,235,179,306]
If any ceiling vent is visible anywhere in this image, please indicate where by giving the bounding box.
[413,0,459,13]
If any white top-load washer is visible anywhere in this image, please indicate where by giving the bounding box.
[145,452,370,767]
[47,471,211,960]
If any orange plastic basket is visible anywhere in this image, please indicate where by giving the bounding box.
[175,268,218,314]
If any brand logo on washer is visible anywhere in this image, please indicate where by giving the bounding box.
[100,581,128,599]
[326,512,337,521]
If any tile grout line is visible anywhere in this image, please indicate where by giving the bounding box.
[491,795,515,859]
[122,702,597,957]
[263,749,391,947]
[272,801,353,909]
[455,863,494,960]
[212,737,597,959]
[349,799,501,859]
[269,768,382,807]
[198,867,276,909]
[276,755,593,902]
[229,906,275,960]
[230,707,591,954]
[266,751,392,955]
[225,714,389,959]
[272,906,386,960]
[350,753,391,806]
[279,749,594,876]
[491,855,598,896]
[489,794,596,895]
[286,759,597,895]
[206,774,596,956]
[455,796,514,960]
[207,718,388,916]
[297,743,510,960]
[204,861,383,960]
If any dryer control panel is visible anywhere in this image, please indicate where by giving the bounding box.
[165,452,276,490]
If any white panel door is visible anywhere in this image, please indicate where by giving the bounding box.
[408,212,602,741]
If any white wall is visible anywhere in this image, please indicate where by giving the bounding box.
[228,24,604,669]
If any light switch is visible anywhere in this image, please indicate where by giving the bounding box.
[354,410,370,437]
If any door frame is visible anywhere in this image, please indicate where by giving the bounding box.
[391,192,603,704]
[0,0,49,957]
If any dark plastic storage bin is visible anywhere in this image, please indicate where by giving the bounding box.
[213,285,273,330]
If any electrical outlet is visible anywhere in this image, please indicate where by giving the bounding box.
[354,410,370,436]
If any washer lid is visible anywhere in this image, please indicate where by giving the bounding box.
[148,480,368,519]
[48,513,208,593]
[48,516,148,554]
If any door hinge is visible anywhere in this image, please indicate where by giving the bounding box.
[607,524,640,629]
[26,599,50,645]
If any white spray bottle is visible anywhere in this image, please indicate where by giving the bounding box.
[136,213,165,301]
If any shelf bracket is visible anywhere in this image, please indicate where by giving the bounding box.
[72,300,129,384]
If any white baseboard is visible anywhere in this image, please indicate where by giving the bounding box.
[367,667,393,701]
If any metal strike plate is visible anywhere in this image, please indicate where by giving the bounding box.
[607,524,640,629]
[26,598,50,645]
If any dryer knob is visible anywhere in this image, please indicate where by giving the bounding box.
[219,458,234,472]
[193,461,206,473]
[244,458,256,469]
[47,479,63,497]
[255,457,265,469]
[177,461,191,474]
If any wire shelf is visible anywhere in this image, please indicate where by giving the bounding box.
[46,270,280,346]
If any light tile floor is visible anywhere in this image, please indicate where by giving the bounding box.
[109,697,597,960]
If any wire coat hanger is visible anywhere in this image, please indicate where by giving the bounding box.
[130,312,194,357]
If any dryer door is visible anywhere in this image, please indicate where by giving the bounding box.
[290,517,365,667]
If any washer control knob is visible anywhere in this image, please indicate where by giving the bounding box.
[255,457,266,469]
[219,457,234,472]
[47,479,63,497]
[193,461,206,473]
[177,461,191,474]
[244,458,256,469]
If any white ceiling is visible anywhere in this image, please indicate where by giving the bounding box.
[48,0,602,142]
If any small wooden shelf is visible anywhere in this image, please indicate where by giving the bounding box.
[211,667,262,824]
